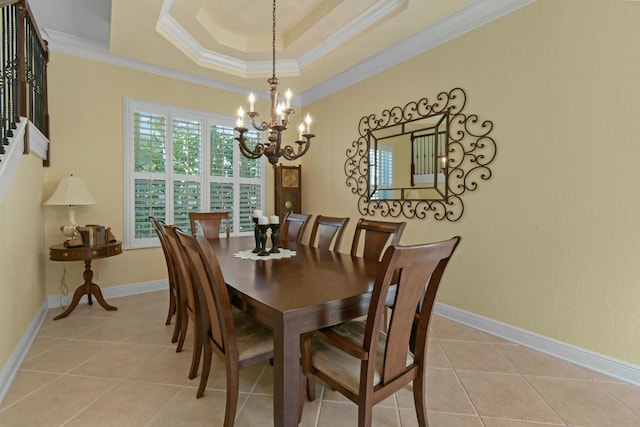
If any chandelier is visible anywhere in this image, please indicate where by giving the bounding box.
[234,0,315,166]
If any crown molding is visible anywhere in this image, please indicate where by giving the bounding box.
[300,0,535,104]
[156,0,406,77]
[41,0,535,106]
[42,29,252,98]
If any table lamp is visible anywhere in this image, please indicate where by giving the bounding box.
[44,174,97,240]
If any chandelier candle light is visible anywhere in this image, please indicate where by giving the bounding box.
[234,0,315,166]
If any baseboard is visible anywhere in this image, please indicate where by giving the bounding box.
[47,279,169,308]
[434,302,640,386]
[0,301,48,405]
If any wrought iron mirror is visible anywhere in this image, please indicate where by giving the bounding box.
[345,88,496,221]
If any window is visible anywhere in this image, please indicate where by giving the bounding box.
[369,144,394,200]
[124,99,265,249]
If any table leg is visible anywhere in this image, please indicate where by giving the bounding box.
[273,319,300,427]
[53,260,117,320]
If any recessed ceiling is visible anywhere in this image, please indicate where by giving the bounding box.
[28,0,534,103]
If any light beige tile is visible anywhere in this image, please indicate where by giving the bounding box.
[70,342,165,378]
[64,381,180,427]
[400,411,483,427]
[126,345,197,386]
[200,357,270,394]
[38,315,110,338]
[147,387,233,426]
[316,401,400,427]
[430,317,491,342]
[439,341,517,373]
[0,375,114,426]
[494,343,589,379]
[457,370,562,424]
[7,293,640,427]
[527,376,640,426]
[20,339,114,373]
[396,368,476,415]
[235,393,275,427]
[0,370,59,411]
[23,336,69,361]
[426,339,451,368]
[597,380,640,414]
[482,418,564,426]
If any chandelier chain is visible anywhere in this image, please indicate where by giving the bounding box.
[272,0,276,79]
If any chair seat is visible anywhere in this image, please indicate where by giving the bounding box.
[311,321,413,395]
[233,310,273,361]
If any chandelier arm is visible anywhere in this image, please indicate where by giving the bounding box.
[234,0,317,165]
[235,130,266,159]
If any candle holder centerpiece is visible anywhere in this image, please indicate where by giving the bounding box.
[269,215,280,253]
[252,210,262,253]
[257,217,270,256]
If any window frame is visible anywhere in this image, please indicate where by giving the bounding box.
[123,98,266,249]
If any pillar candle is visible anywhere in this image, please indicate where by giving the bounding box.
[258,216,269,225]
[269,215,279,224]
[253,210,262,218]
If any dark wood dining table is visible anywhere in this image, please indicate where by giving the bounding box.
[208,236,379,427]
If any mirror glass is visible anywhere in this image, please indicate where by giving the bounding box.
[368,112,448,201]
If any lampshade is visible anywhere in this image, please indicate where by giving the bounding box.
[44,175,97,241]
[44,175,97,206]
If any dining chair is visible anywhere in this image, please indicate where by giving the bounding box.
[175,229,274,425]
[350,218,407,261]
[301,236,461,427]
[189,211,230,239]
[279,212,311,246]
[308,215,350,252]
[149,216,181,343]
[160,223,204,381]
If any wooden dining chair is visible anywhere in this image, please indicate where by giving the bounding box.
[350,218,407,261]
[160,223,204,381]
[279,212,311,246]
[149,216,181,343]
[308,215,350,252]
[175,229,274,425]
[189,211,230,239]
[301,236,461,427]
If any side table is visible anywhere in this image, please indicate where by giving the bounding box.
[49,241,122,320]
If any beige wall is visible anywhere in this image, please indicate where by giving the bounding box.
[44,53,276,296]
[303,0,640,364]
[0,153,46,371]
[5,0,636,375]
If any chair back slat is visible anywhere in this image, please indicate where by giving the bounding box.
[161,224,198,318]
[176,230,239,360]
[280,212,311,245]
[308,215,350,251]
[350,218,406,260]
[363,237,460,385]
[189,212,230,239]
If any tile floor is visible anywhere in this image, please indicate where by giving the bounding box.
[2,290,640,426]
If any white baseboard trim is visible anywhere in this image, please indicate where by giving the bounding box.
[434,302,640,386]
[0,301,48,405]
[47,279,169,308]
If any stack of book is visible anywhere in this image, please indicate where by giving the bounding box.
[76,225,116,247]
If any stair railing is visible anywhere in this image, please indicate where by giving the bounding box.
[1,0,49,164]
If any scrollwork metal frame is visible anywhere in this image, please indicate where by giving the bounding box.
[344,87,496,221]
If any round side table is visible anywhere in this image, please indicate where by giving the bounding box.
[49,241,122,320]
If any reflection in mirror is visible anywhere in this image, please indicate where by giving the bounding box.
[368,113,448,201]
[345,87,497,221]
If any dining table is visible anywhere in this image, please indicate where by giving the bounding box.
[208,236,379,427]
